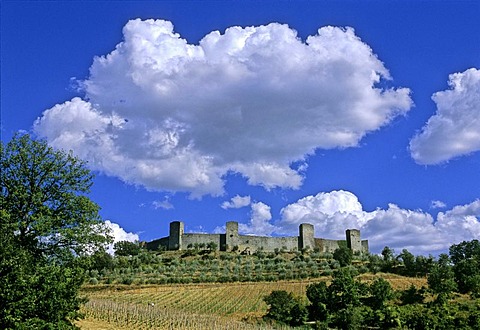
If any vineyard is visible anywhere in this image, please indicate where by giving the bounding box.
[77,274,427,329]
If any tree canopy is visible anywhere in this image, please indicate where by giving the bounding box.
[1,134,112,329]
[1,133,111,257]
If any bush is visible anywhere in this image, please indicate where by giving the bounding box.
[333,246,353,267]
[264,290,308,326]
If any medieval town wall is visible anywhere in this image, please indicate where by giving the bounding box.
[182,233,222,248]
[315,238,342,253]
[147,221,368,254]
[234,235,298,254]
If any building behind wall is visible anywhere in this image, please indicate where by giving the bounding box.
[147,221,369,254]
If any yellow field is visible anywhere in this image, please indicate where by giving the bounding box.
[77,274,426,330]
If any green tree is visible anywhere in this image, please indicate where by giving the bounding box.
[381,246,396,272]
[328,268,363,310]
[449,239,480,294]
[306,281,329,321]
[398,249,416,276]
[368,277,394,310]
[263,290,307,326]
[333,246,353,267]
[207,241,218,251]
[1,134,111,257]
[0,134,112,329]
[114,240,142,256]
[399,284,425,305]
[427,254,457,304]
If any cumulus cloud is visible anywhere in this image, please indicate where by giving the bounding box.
[221,195,251,209]
[275,190,479,255]
[410,68,480,164]
[104,220,139,254]
[34,19,412,196]
[430,200,446,209]
[238,201,275,236]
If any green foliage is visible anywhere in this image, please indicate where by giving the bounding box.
[306,282,329,321]
[368,278,394,309]
[85,250,114,271]
[1,134,112,328]
[263,290,307,326]
[400,284,426,305]
[207,241,218,251]
[333,246,353,267]
[427,254,457,302]
[0,227,85,329]
[1,134,112,257]
[450,240,480,295]
[328,268,364,310]
[398,249,416,275]
[114,240,142,256]
[381,246,396,272]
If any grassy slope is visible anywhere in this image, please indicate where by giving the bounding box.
[77,274,427,329]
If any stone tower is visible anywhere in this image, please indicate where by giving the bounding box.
[299,223,315,251]
[169,221,184,250]
[225,221,239,251]
[346,229,361,253]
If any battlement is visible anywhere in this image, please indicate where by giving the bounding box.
[147,221,368,254]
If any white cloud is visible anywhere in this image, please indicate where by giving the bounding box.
[275,190,479,255]
[430,200,446,209]
[238,201,275,236]
[410,68,480,164]
[34,19,412,197]
[152,196,174,210]
[221,195,251,209]
[104,220,139,254]
[436,200,480,243]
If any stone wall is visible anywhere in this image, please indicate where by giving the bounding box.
[299,223,315,250]
[234,235,298,254]
[346,229,362,253]
[182,233,222,248]
[168,221,184,250]
[315,238,342,253]
[147,221,368,254]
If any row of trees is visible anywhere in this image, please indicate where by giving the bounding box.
[2,134,479,329]
[264,240,480,329]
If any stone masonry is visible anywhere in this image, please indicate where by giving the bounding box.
[147,221,369,254]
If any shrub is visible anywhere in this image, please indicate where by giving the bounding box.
[264,290,308,326]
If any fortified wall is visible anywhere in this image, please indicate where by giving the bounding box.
[147,221,369,254]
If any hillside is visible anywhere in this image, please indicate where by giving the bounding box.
[78,275,427,330]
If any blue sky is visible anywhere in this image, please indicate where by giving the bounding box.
[2,1,479,255]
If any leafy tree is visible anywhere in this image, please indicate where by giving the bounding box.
[449,239,480,294]
[427,254,457,303]
[367,253,383,273]
[86,250,114,271]
[398,249,415,275]
[333,246,353,267]
[306,281,329,321]
[1,134,111,257]
[1,134,112,329]
[114,240,142,256]
[381,246,396,272]
[207,241,218,251]
[414,254,435,276]
[399,284,425,305]
[328,268,364,310]
[449,239,480,265]
[368,277,394,310]
[382,246,395,262]
[263,290,307,326]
